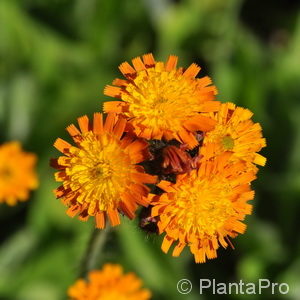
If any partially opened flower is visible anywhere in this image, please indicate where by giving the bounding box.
[52,113,156,228]
[150,154,256,263]
[0,141,38,206]
[104,53,219,148]
[200,102,266,167]
[68,264,151,300]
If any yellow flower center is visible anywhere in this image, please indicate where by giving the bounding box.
[122,66,204,131]
[222,135,235,150]
[90,162,112,179]
[66,132,134,211]
[173,174,236,237]
[203,122,237,153]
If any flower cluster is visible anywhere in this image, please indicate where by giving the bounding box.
[52,53,266,263]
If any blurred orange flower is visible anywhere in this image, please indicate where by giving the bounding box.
[52,113,156,228]
[104,53,219,148]
[151,154,256,263]
[68,264,151,300]
[0,141,38,205]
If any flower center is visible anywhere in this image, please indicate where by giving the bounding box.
[66,132,133,211]
[123,68,201,131]
[222,135,235,150]
[90,162,112,179]
[174,175,236,237]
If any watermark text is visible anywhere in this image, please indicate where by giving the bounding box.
[176,278,289,295]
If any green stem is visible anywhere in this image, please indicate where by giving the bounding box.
[79,226,110,278]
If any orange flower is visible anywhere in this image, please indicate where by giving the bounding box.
[151,154,256,263]
[0,142,38,205]
[200,103,266,167]
[52,113,156,228]
[104,53,219,148]
[68,264,151,300]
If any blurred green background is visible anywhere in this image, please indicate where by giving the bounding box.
[1,0,300,299]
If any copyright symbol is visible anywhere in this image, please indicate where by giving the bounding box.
[177,279,192,294]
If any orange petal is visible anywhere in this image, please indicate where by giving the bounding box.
[161,235,173,253]
[78,210,89,221]
[157,180,176,192]
[172,242,185,257]
[113,117,127,139]
[233,221,246,234]
[165,55,178,71]
[178,129,198,149]
[200,100,220,112]
[112,78,128,86]
[57,156,71,167]
[183,63,201,77]
[119,200,136,219]
[95,212,105,229]
[66,205,81,218]
[151,204,168,217]
[253,153,266,166]
[93,113,103,134]
[77,115,89,133]
[132,56,146,72]
[103,113,116,133]
[54,138,72,154]
[142,53,155,67]
[126,140,148,162]
[197,75,212,87]
[107,209,121,227]
[103,101,126,113]
[130,183,149,197]
[103,86,123,98]
[66,124,81,143]
[132,172,157,184]
[136,196,149,207]
[119,61,136,77]
[54,185,67,198]
[183,115,216,132]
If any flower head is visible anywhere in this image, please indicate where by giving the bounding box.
[68,264,151,300]
[151,154,256,263]
[200,103,266,167]
[0,142,38,205]
[52,113,156,228]
[104,53,219,148]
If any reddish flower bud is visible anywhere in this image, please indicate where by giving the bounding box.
[162,145,194,174]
